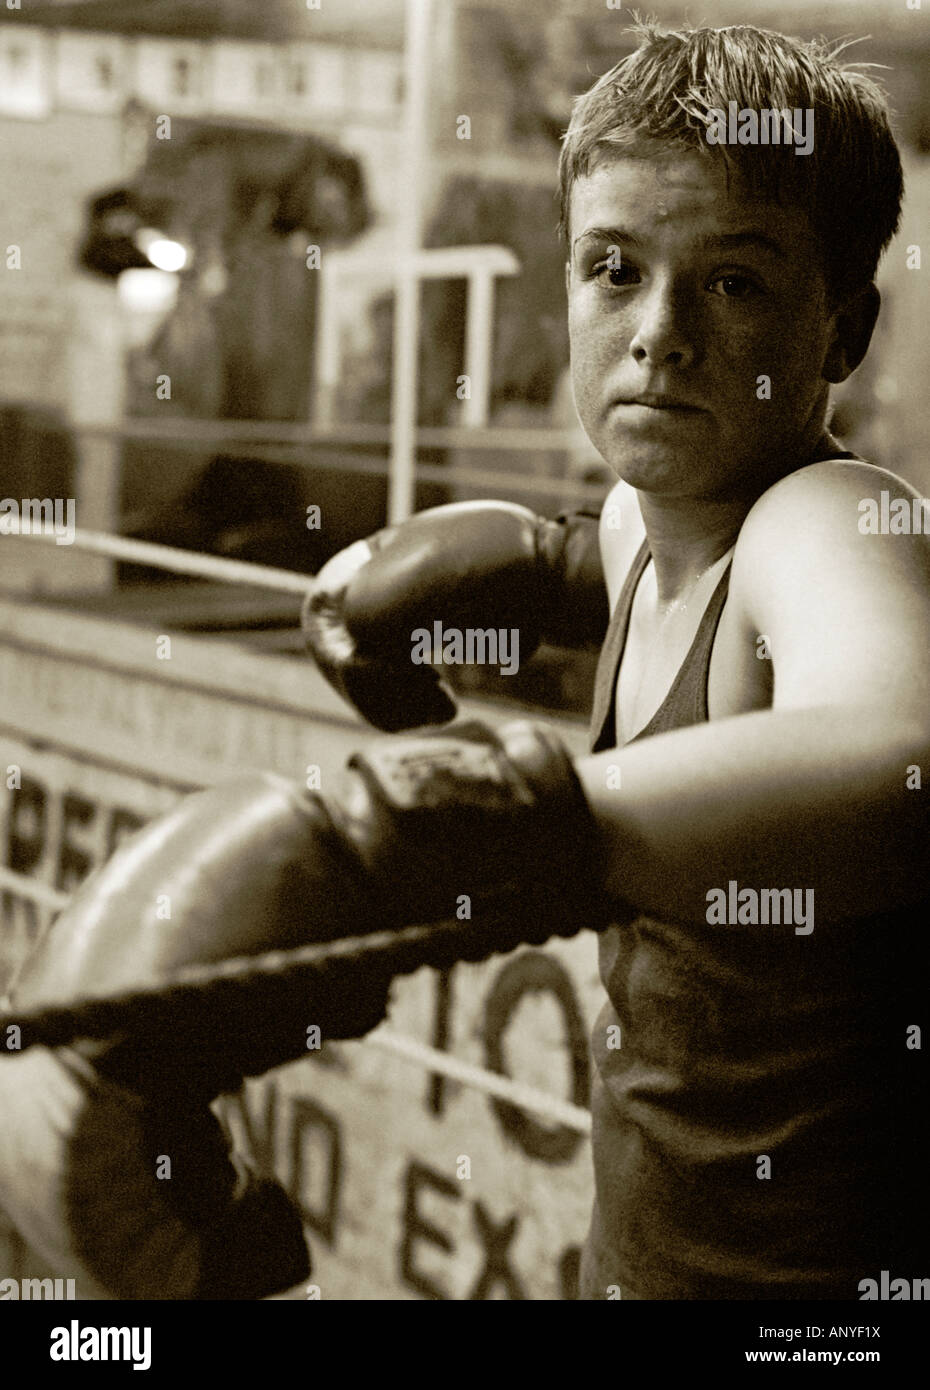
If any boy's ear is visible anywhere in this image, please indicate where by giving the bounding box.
[822,283,881,384]
[565,261,571,296]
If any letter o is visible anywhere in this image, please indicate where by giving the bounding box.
[483,951,588,1164]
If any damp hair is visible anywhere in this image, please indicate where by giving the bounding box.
[558,22,904,305]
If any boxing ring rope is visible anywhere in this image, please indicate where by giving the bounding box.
[0,867,70,914]
[74,417,612,505]
[0,864,592,1135]
[0,528,595,1134]
[14,526,315,595]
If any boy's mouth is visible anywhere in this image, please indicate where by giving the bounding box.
[614,393,706,413]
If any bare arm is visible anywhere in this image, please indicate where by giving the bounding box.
[576,462,930,925]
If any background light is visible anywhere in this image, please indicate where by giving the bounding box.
[143,237,188,273]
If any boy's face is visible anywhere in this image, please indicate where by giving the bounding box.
[567,151,845,500]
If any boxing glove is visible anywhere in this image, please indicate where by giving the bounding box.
[0,776,394,1300]
[0,720,610,1299]
[302,501,607,731]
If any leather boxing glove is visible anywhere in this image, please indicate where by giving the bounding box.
[0,776,394,1301]
[302,501,607,731]
[0,719,610,1299]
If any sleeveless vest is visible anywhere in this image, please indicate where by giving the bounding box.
[580,500,927,1299]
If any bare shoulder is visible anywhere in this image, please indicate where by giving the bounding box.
[732,458,930,598]
[730,458,930,716]
[598,476,646,613]
[740,457,928,534]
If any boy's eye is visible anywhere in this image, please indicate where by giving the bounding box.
[591,260,640,287]
[709,273,763,299]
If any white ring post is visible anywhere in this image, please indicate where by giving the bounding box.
[388,0,432,526]
[62,278,126,594]
[462,268,495,428]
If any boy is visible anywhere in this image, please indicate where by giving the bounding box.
[560,23,928,1299]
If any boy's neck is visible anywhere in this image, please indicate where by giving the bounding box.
[637,428,845,603]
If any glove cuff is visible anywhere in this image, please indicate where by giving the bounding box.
[339,719,610,942]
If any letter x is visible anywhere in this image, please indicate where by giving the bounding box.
[467,1201,525,1300]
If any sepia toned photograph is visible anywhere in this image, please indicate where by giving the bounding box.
[0,0,926,1361]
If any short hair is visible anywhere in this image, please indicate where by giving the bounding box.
[558,23,904,305]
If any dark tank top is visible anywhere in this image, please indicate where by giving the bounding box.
[580,531,927,1300]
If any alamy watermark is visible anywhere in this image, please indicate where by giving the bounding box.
[858,1271,929,1300]
[1,1275,76,1299]
[704,102,814,156]
[858,491,930,534]
[50,1320,152,1370]
[411,622,519,676]
[706,880,814,934]
[0,497,76,546]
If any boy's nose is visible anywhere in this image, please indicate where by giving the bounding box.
[629,283,699,369]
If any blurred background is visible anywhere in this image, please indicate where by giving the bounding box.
[0,0,927,714]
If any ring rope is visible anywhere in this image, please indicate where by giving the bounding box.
[0,867,71,912]
[368,1029,591,1134]
[0,865,594,1135]
[67,417,611,503]
[9,527,313,595]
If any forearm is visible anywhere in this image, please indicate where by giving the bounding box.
[577,705,930,926]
